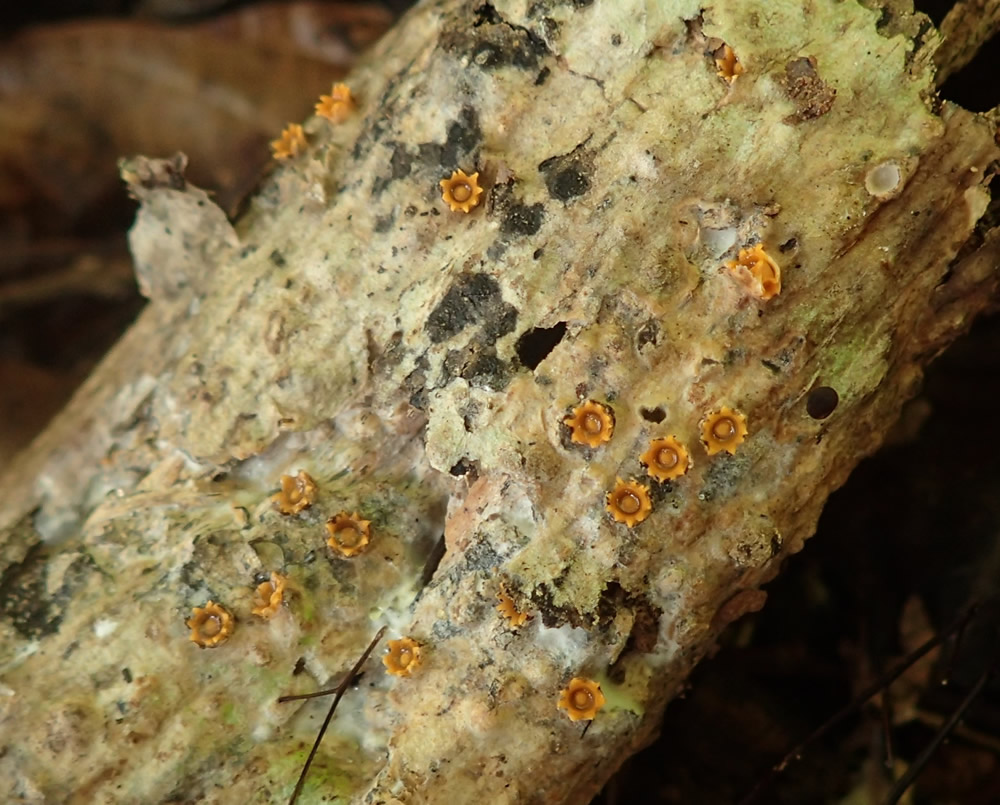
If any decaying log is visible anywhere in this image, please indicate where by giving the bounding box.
[1,1,998,802]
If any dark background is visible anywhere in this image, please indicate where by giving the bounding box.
[1,1,998,802]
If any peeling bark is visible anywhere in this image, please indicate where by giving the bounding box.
[1,1,999,803]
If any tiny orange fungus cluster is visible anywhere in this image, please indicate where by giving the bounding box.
[251,572,287,619]
[558,677,605,721]
[272,470,318,515]
[564,400,615,448]
[640,435,691,482]
[187,601,234,648]
[606,478,653,527]
[383,637,422,677]
[496,585,530,629]
[270,123,307,160]
[701,407,749,455]
[440,169,484,213]
[727,243,781,300]
[326,511,372,557]
[315,83,355,124]
[715,43,744,83]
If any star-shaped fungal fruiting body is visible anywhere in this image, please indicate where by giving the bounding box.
[715,43,744,84]
[383,637,422,677]
[557,677,605,721]
[187,601,234,648]
[325,511,372,557]
[440,169,484,213]
[272,470,318,515]
[270,123,306,160]
[496,585,530,629]
[606,478,653,527]
[563,400,615,448]
[701,406,749,455]
[315,83,354,124]
[727,244,781,301]
[640,436,691,482]
[251,572,287,619]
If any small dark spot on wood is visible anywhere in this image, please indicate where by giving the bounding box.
[611,33,622,46]
[781,56,836,122]
[806,386,839,419]
[640,406,666,423]
[779,237,798,252]
[293,657,307,676]
[636,319,660,352]
[268,249,286,267]
[533,248,544,260]
[515,321,567,369]
[374,213,394,233]
[534,66,551,85]
[122,668,133,683]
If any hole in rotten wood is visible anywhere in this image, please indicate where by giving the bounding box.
[515,321,567,369]
[806,386,839,420]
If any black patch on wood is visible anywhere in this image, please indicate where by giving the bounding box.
[699,454,751,502]
[442,4,551,71]
[515,321,567,369]
[425,273,518,344]
[464,535,502,573]
[501,201,545,237]
[268,249,286,267]
[539,147,593,201]
[443,345,513,392]
[0,542,94,640]
[530,581,590,628]
[371,107,482,197]
[374,213,394,233]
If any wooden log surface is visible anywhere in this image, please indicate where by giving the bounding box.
[1,1,998,802]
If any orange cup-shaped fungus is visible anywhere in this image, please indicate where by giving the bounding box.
[325,511,372,557]
[383,637,422,677]
[440,169,484,213]
[558,677,605,722]
[715,43,744,84]
[315,82,355,123]
[564,400,615,448]
[496,585,530,629]
[640,436,691,482]
[701,406,749,455]
[272,470,318,515]
[727,244,781,301]
[606,478,652,527]
[187,601,234,648]
[270,123,306,160]
[251,572,287,619]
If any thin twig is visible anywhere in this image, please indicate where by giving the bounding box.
[882,662,995,805]
[881,692,894,769]
[279,625,387,805]
[942,608,971,685]
[738,603,980,805]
